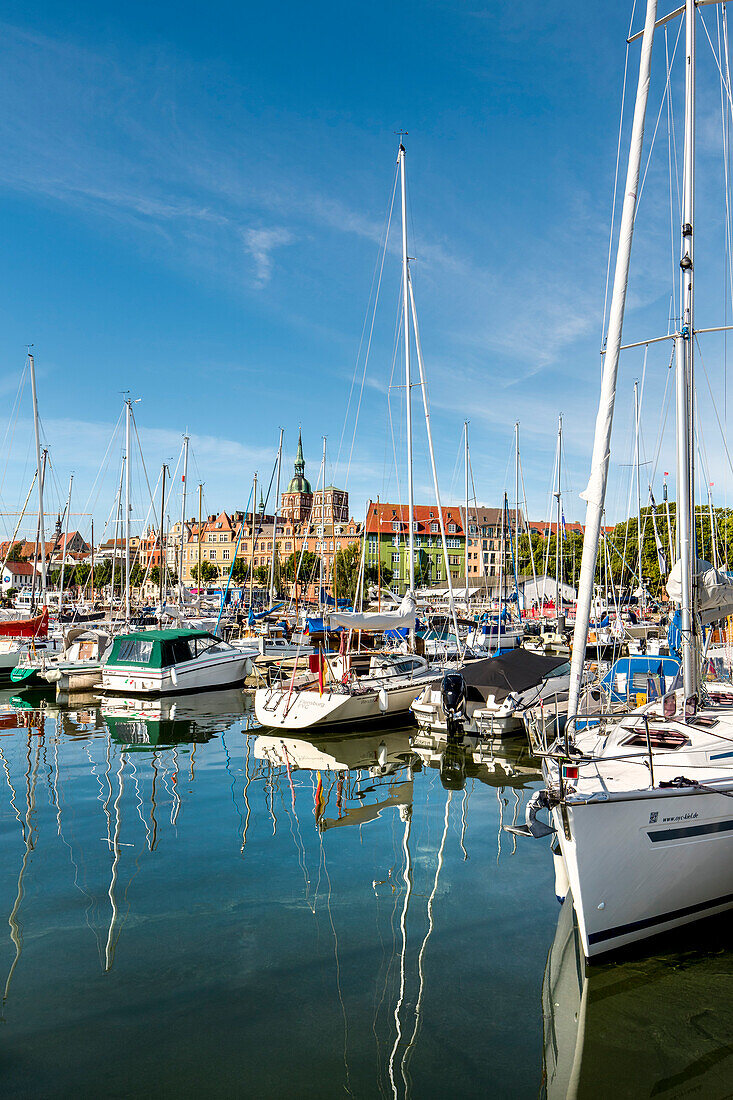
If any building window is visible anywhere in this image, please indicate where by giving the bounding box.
[223,550,230,561]
[392,521,400,532]
[392,553,400,563]
[447,538,459,549]
[209,549,217,560]
[430,523,439,533]
[448,523,457,533]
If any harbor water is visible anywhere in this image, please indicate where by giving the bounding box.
[0,689,731,1098]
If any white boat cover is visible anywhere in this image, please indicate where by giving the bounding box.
[329,594,417,632]
[666,558,733,624]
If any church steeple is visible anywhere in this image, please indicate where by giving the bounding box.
[286,430,311,494]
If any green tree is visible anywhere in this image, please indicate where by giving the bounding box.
[191,561,220,587]
[230,557,249,585]
[364,561,393,589]
[75,563,91,588]
[281,550,321,585]
[7,542,24,563]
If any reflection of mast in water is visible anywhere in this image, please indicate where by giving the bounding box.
[0,729,22,829]
[280,741,314,913]
[241,735,253,853]
[149,751,160,850]
[4,730,39,1006]
[105,751,126,971]
[319,805,352,1098]
[459,782,471,861]
[401,790,452,1089]
[170,745,181,826]
[53,731,104,961]
[388,804,413,1099]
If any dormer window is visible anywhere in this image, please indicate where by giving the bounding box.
[448,523,457,533]
[431,522,439,533]
[392,521,400,532]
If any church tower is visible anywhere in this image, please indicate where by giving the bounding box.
[281,430,313,523]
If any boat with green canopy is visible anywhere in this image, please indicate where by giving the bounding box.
[101,628,254,696]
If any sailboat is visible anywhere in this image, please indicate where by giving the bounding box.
[515,0,733,958]
[254,142,450,732]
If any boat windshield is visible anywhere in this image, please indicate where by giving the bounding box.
[116,638,155,665]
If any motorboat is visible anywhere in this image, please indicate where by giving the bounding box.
[411,649,570,739]
[101,628,253,695]
[10,627,112,692]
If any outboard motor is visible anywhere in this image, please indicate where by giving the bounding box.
[441,672,466,738]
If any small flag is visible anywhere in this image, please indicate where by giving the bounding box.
[561,512,567,541]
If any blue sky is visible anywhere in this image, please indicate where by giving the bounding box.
[1,0,733,543]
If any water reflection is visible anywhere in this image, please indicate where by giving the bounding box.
[0,691,560,1096]
[543,896,733,1099]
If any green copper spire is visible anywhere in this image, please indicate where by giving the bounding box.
[286,429,312,494]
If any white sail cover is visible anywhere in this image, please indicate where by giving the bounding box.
[329,594,417,632]
[666,558,733,625]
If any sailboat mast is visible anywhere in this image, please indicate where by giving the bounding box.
[555,415,562,620]
[124,399,132,625]
[158,465,167,624]
[249,472,257,611]
[464,421,469,602]
[634,379,643,613]
[179,434,189,606]
[398,141,415,598]
[514,422,520,616]
[567,0,658,719]
[59,474,73,612]
[676,0,696,696]
[198,482,203,596]
[28,352,47,605]
[268,428,284,603]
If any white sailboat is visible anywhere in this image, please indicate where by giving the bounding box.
[518,0,733,958]
[254,141,452,731]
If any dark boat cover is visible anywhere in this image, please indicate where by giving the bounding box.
[461,649,568,704]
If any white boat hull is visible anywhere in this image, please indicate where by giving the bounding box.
[102,652,252,696]
[255,674,439,731]
[553,785,733,957]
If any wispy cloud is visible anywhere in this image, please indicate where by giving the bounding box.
[242,227,295,287]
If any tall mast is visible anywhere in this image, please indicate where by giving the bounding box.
[158,465,167,625]
[198,483,203,596]
[555,415,562,620]
[90,519,94,605]
[676,0,697,696]
[398,141,415,600]
[634,379,643,613]
[59,474,73,612]
[249,472,257,610]
[567,0,658,719]
[268,429,284,603]
[514,422,520,615]
[28,352,47,605]
[179,434,189,607]
[707,482,717,568]
[464,421,469,605]
[408,275,461,647]
[124,398,132,625]
[321,437,326,606]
